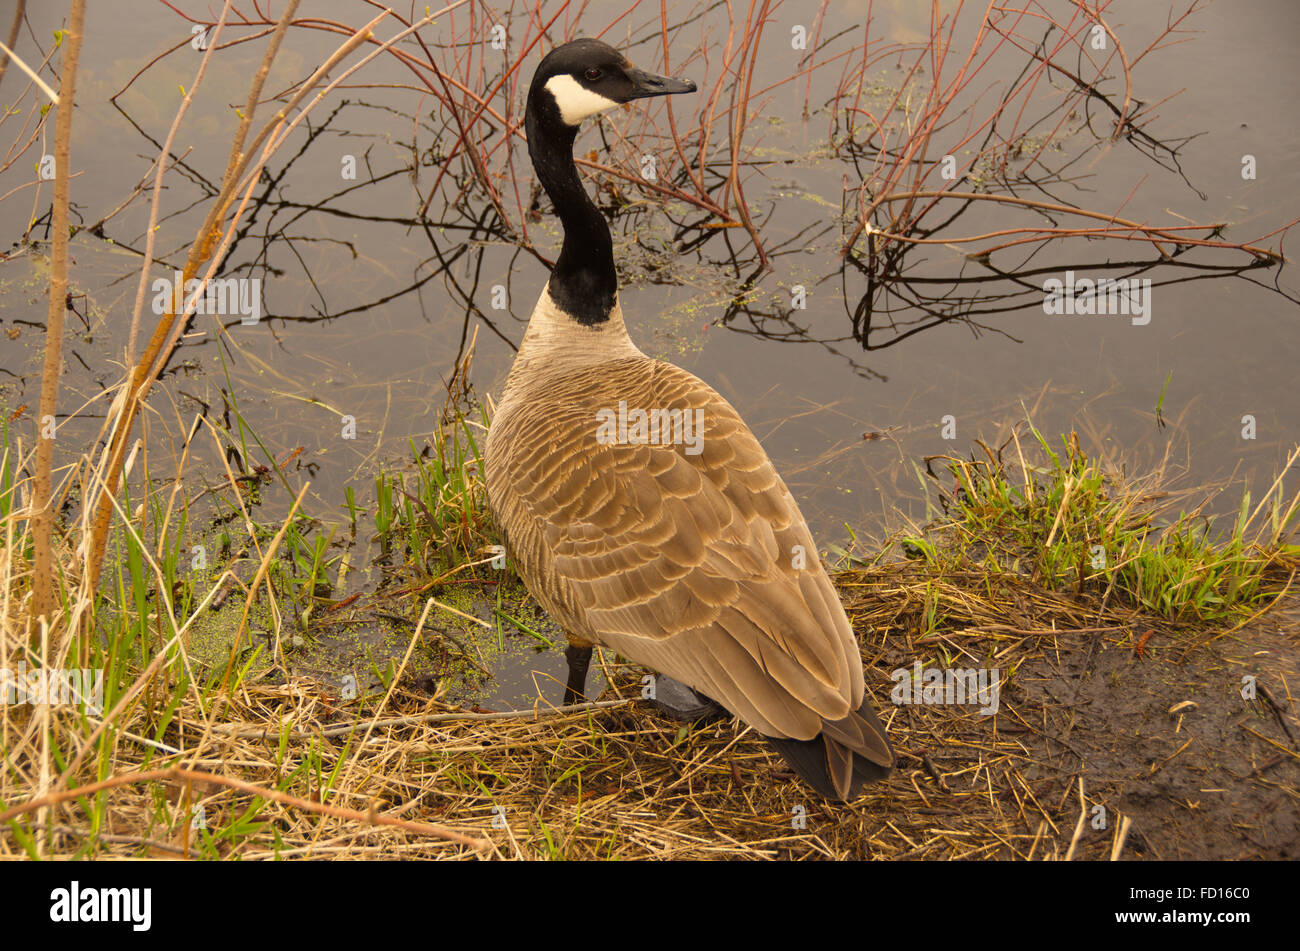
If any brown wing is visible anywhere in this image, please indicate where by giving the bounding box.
[487,357,871,742]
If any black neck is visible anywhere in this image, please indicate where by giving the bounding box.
[525,97,616,325]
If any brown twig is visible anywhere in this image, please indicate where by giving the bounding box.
[31,0,86,622]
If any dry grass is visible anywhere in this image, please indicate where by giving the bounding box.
[3,492,1294,859]
[3,326,1296,859]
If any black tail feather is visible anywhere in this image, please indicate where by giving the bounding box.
[764,697,894,800]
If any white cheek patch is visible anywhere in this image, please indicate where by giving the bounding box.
[545,74,618,125]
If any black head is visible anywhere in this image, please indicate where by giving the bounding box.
[528,38,696,128]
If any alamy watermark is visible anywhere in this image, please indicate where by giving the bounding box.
[594,401,704,456]
[890,661,1000,715]
[1042,270,1151,325]
[1,663,103,713]
[49,882,150,931]
[151,269,262,324]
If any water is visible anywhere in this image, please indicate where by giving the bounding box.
[2,0,1296,705]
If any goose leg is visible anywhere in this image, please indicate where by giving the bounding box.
[563,643,593,705]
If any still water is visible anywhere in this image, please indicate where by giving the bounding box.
[2,0,1296,705]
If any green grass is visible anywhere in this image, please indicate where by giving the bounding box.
[920,422,1299,623]
[372,406,493,576]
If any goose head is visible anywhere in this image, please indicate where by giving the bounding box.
[523,39,695,327]
[529,38,696,129]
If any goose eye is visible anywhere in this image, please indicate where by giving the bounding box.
[584,67,602,81]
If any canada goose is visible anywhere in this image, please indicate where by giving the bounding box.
[484,38,894,800]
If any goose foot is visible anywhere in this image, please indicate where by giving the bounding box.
[649,674,727,723]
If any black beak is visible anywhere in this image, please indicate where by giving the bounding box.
[627,66,697,99]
